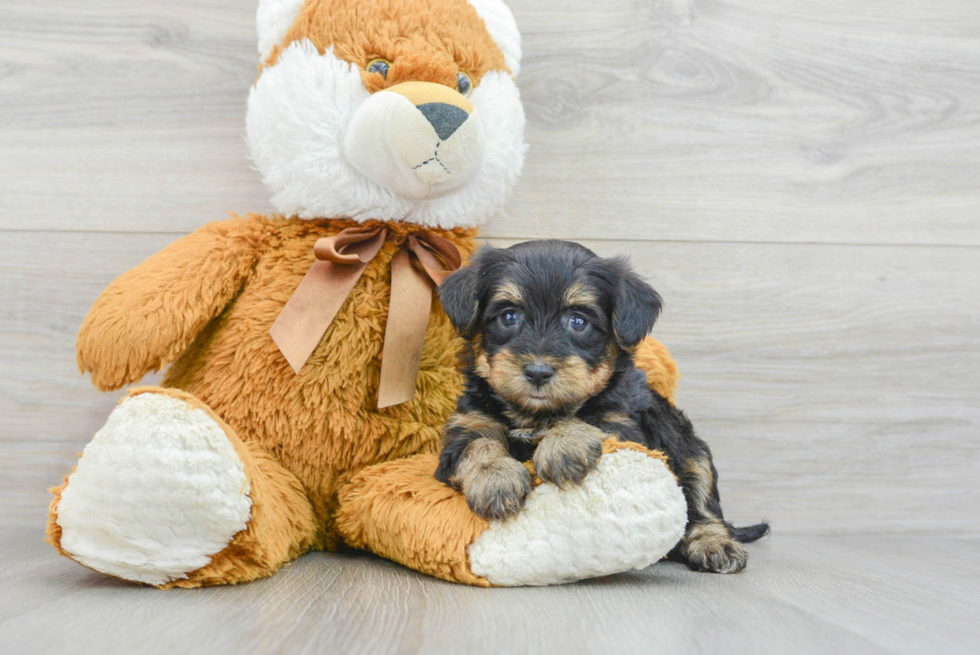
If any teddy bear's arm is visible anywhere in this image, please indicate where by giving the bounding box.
[76,217,273,391]
[634,337,681,404]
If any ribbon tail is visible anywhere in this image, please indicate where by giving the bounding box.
[377,249,433,408]
[270,259,369,374]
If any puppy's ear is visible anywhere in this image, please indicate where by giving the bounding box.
[612,260,663,349]
[438,247,491,336]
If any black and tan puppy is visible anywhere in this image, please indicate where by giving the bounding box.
[435,240,769,574]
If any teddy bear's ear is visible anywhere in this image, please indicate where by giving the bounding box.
[468,0,522,77]
[257,0,307,61]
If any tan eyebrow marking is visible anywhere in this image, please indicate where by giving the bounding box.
[490,281,524,306]
[562,281,598,307]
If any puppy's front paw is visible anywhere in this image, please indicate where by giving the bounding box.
[509,429,537,443]
[533,422,603,489]
[463,458,533,521]
[683,524,748,574]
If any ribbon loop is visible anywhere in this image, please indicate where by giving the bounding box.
[314,226,387,264]
[270,225,462,409]
[406,232,463,286]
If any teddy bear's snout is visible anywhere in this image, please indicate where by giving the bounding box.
[343,81,486,200]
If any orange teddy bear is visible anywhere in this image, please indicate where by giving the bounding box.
[46,0,687,588]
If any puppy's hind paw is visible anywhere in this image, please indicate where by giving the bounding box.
[683,524,749,574]
[464,458,533,521]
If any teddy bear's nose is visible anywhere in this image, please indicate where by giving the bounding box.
[417,103,469,141]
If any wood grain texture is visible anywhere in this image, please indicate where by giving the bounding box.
[1,1,979,244]
[509,0,980,245]
[2,232,977,535]
[0,527,977,654]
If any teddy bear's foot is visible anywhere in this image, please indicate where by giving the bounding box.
[47,387,318,587]
[337,439,688,586]
[49,389,252,585]
[467,441,688,586]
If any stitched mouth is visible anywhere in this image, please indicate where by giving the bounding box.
[413,142,451,175]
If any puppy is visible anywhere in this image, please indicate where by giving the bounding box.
[435,240,769,574]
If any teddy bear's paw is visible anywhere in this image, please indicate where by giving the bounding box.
[53,391,252,586]
[466,447,688,586]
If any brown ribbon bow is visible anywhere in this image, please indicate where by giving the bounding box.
[269,226,462,408]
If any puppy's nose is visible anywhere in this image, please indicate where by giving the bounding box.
[523,361,555,387]
[417,103,469,140]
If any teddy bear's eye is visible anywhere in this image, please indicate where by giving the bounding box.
[367,59,390,79]
[456,72,472,97]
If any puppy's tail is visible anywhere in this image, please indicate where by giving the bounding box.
[728,521,770,543]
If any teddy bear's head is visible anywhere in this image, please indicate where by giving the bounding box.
[247,0,525,229]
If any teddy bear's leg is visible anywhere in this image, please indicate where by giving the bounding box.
[46,387,318,588]
[335,439,688,586]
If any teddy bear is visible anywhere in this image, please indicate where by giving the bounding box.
[45,0,688,588]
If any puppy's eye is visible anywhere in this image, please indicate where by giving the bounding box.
[500,310,520,328]
[568,314,589,333]
[456,72,473,96]
[367,59,391,78]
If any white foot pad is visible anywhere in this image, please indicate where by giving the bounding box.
[468,449,687,586]
[56,393,252,585]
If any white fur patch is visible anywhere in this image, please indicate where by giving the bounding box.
[246,41,526,229]
[55,393,252,586]
[469,0,522,77]
[257,0,307,61]
[467,449,687,586]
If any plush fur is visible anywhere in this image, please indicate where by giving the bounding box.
[467,440,686,586]
[49,386,320,588]
[46,0,688,587]
[65,217,476,551]
[53,391,253,586]
[257,0,307,61]
[247,0,527,228]
[258,0,520,74]
[435,240,769,573]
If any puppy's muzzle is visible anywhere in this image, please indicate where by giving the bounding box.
[343,81,485,200]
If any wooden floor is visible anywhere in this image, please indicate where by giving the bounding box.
[2,0,979,653]
[2,526,978,654]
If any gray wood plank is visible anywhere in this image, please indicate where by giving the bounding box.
[507,0,980,246]
[2,1,979,245]
[0,527,977,655]
[2,232,977,535]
